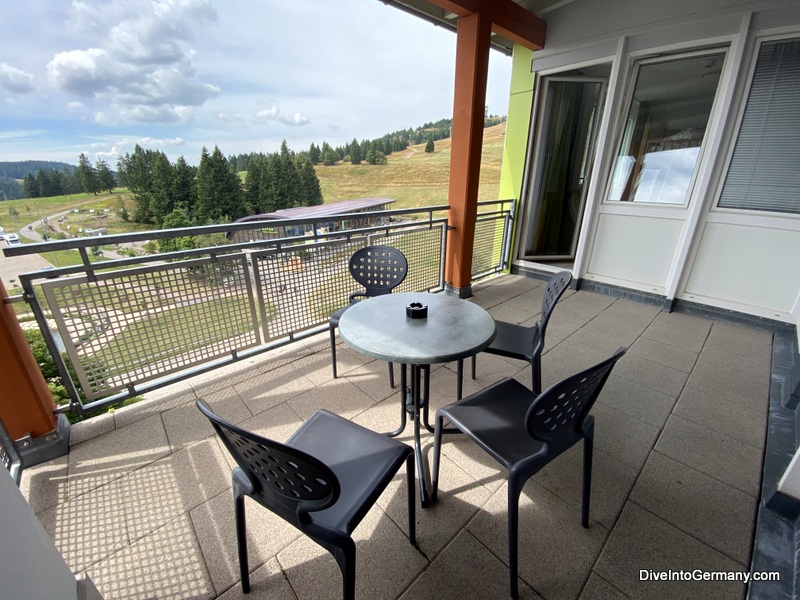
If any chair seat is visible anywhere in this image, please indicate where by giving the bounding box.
[439,378,547,469]
[487,321,540,361]
[287,410,412,533]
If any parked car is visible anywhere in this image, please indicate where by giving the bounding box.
[4,233,20,246]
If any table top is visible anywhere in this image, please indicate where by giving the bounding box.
[338,292,496,364]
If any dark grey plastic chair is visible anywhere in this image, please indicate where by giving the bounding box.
[432,347,626,599]
[457,270,572,398]
[329,245,408,385]
[0,419,22,486]
[196,399,416,599]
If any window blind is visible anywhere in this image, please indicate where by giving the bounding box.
[718,39,800,214]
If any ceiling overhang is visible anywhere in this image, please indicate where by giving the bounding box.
[381,0,553,54]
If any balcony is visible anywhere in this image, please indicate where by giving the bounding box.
[17,272,778,600]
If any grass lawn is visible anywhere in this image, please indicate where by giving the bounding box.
[315,123,506,210]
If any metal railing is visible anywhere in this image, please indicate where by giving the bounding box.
[3,200,514,414]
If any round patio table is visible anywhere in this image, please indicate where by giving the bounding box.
[338,292,496,506]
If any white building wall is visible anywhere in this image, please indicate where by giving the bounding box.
[0,469,77,600]
[523,0,800,321]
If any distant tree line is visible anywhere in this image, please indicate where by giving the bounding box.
[117,140,322,228]
[20,155,115,199]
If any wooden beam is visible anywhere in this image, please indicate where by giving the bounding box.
[445,11,492,293]
[424,0,546,50]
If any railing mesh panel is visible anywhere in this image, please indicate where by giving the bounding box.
[254,238,366,341]
[252,224,444,342]
[41,255,259,400]
[472,216,506,278]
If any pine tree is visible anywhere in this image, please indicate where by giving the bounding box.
[296,157,323,206]
[425,139,435,153]
[350,138,361,165]
[308,143,321,165]
[23,174,38,198]
[77,153,100,195]
[148,152,173,227]
[96,159,116,192]
[172,156,197,215]
[195,146,245,223]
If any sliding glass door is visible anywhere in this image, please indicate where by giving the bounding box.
[523,76,607,261]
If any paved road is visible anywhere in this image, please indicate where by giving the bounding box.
[0,243,51,287]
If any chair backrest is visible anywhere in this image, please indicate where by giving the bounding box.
[526,346,626,445]
[0,420,22,486]
[196,399,340,517]
[539,270,572,336]
[348,246,408,298]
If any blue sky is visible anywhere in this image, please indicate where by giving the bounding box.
[0,0,512,166]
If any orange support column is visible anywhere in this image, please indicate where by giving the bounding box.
[0,278,68,466]
[445,11,492,297]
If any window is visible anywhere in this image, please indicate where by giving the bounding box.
[607,52,725,204]
[718,38,800,214]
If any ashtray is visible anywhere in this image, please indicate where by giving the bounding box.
[406,302,428,319]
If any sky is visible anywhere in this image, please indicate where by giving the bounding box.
[0,0,513,167]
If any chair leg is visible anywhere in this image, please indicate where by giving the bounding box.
[532,355,542,395]
[507,478,524,600]
[582,435,593,528]
[456,359,463,400]
[389,361,396,388]
[471,354,476,379]
[431,414,445,501]
[233,488,250,593]
[406,454,417,546]
[330,540,357,600]
[330,324,338,379]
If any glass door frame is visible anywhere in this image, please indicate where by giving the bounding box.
[519,74,608,262]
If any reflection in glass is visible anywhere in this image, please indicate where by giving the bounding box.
[607,53,725,204]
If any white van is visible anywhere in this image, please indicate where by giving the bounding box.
[4,233,20,246]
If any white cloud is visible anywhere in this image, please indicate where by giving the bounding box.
[0,63,35,94]
[254,105,309,126]
[46,0,219,124]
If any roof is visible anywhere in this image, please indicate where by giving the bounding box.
[234,198,396,222]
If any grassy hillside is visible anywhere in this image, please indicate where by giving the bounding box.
[316,122,506,209]
[0,122,507,234]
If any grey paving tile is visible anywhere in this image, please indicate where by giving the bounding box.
[163,388,252,453]
[655,415,763,497]
[382,450,492,559]
[695,347,771,386]
[613,353,688,398]
[598,374,677,429]
[629,337,698,373]
[401,530,542,599]
[630,452,757,565]
[70,412,115,446]
[124,438,231,542]
[468,481,609,600]
[215,557,296,600]
[488,302,533,324]
[343,358,398,402]
[114,386,196,429]
[591,403,660,471]
[566,327,635,358]
[674,386,767,449]
[288,377,376,420]
[642,312,712,353]
[686,357,770,417]
[237,400,306,444]
[595,298,660,329]
[191,491,302,594]
[234,364,314,415]
[705,321,773,362]
[87,514,216,600]
[595,502,746,600]
[20,454,69,515]
[540,339,617,391]
[535,445,638,531]
[551,290,616,327]
[579,573,631,600]
[277,504,426,600]
[38,477,127,573]
[68,414,170,498]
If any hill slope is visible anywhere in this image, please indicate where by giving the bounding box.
[315,123,506,209]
